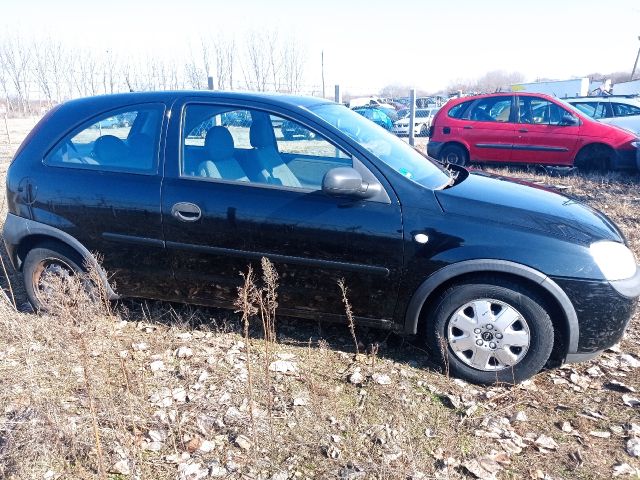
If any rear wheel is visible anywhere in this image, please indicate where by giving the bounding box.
[440,144,469,167]
[424,277,554,385]
[23,242,85,312]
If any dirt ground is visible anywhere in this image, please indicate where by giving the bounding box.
[0,118,639,480]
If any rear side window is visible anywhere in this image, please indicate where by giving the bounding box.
[45,104,165,174]
[612,102,640,117]
[447,100,472,119]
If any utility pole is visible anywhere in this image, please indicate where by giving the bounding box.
[631,36,640,81]
[408,89,416,147]
[321,50,326,99]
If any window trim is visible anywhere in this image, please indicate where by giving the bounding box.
[43,102,166,176]
[178,102,355,193]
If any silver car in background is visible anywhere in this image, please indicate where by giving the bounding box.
[392,107,439,137]
[566,96,640,135]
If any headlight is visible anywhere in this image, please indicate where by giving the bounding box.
[590,241,637,281]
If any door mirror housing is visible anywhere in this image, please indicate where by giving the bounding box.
[322,167,376,199]
[560,114,579,126]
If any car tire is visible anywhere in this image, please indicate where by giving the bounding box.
[575,144,612,173]
[23,242,85,312]
[440,144,469,166]
[424,277,554,385]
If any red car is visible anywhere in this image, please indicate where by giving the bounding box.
[427,92,640,171]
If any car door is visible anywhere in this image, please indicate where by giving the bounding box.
[161,98,404,322]
[461,96,516,163]
[511,96,580,166]
[38,103,171,298]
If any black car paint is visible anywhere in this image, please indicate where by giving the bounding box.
[4,91,639,362]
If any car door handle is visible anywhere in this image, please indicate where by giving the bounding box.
[171,202,201,222]
[519,128,528,133]
[463,125,473,129]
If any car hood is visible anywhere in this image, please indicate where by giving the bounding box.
[599,116,640,136]
[434,170,623,244]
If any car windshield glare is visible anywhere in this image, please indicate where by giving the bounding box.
[311,104,451,189]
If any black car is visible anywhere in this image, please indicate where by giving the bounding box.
[4,91,639,384]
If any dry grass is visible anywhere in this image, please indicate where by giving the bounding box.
[0,120,639,479]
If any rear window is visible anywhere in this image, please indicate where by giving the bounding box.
[45,104,165,174]
[447,100,473,119]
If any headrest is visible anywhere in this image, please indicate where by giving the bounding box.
[249,118,274,148]
[93,135,128,164]
[205,127,235,161]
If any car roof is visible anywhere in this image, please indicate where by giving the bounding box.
[565,96,640,105]
[59,90,334,112]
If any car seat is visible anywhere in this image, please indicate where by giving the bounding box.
[198,127,249,182]
[249,116,302,188]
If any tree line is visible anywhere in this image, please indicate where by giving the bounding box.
[0,30,307,115]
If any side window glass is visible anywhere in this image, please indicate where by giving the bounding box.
[470,98,512,122]
[45,105,164,173]
[182,105,351,191]
[448,100,472,119]
[612,103,640,117]
[519,98,566,125]
[273,115,352,191]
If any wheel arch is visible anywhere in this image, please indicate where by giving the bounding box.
[574,142,614,168]
[404,259,579,358]
[5,214,118,299]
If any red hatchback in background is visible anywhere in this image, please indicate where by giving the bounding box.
[427,92,640,171]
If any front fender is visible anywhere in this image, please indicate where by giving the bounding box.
[403,259,579,354]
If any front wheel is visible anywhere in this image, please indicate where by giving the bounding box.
[424,278,554,385]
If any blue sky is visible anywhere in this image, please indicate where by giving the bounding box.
[2,0,640,93]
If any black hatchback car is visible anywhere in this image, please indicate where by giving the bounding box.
[4,91,640,384]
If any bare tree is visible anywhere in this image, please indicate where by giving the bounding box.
[0,46,11,110]
[0,32,32,113]
[243,31,271,91]
[101,50,119,94]
[281,35,305,94]
[32,38,56,106]
[214,35,235,90]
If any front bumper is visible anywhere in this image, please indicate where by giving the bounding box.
[612,147,640,171]
[553,271,639,356]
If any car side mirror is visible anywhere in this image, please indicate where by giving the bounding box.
[560,114,579,126]
[322,167,376,199]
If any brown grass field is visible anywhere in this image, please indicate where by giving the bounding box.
[0,118,639,479]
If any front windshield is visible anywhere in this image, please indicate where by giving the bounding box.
[311,104,451,190]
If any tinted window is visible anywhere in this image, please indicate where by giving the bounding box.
[469,97,512,123]
[45,104,164,173]
[182,105,351,191]
[612,102,640,117]
[447,100,472,119]
[518,97,569,126]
